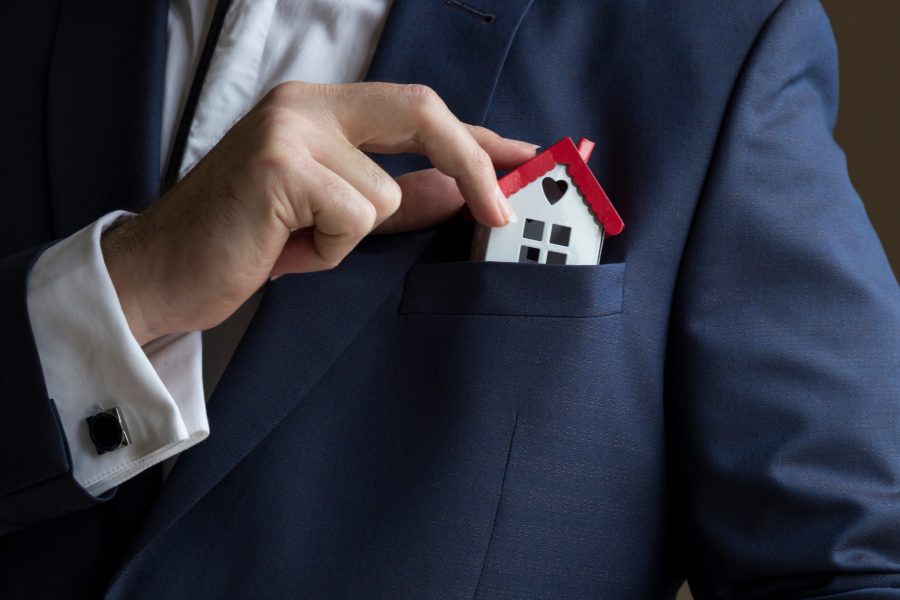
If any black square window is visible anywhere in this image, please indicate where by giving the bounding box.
[550,224,572,247]
[523,219,545,241]
[518,246,541,263]
[546,251,567,265]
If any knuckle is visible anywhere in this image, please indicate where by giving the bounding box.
[265,80,303,105]
[403,85,443,123]
[251,112,312,173]
[253,139,294,174]
[403,84,439,105]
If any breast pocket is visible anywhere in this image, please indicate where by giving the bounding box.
[399,261,625,318]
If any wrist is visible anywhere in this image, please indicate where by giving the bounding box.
[101,218,164,346]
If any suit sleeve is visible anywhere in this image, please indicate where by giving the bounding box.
[0,213,208,535]
[0,243,109,535]
[669,0,900,597]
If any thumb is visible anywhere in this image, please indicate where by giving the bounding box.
[374,168,465,234]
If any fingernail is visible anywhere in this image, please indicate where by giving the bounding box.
[496,189,517,225]
[507,138,540,152]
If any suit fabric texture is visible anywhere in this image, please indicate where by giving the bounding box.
[0,0,899,598]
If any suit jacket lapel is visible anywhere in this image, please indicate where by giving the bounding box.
[110,0,535,591]
[368,0,535,125]
[47,0,168,238]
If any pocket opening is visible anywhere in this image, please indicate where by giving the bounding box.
[399,261,625,318]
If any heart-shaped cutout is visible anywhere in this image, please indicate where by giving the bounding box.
[542,177,568,205]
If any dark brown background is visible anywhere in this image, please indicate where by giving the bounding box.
[678,2,898,597]
[824,0,899,273]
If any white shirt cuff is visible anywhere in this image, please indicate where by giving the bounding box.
[26,211,209,496]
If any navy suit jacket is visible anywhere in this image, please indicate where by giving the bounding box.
[1,1,899,598]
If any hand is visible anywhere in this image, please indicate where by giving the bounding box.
[101,81,536,345]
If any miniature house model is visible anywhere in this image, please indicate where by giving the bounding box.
[471,137,623,265]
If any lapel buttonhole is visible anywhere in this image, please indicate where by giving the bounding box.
[444,0,496,24]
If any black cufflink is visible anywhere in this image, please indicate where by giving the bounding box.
[86,407,131,455]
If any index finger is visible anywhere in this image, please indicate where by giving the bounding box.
[337,83,523,227]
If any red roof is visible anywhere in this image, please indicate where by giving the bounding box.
[498,137,624,235]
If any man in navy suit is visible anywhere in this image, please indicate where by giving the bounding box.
[1,0,899,598]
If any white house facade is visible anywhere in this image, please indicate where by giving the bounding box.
[471,163,605,265]
[470,137,623,266]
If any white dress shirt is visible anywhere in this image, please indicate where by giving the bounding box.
[25,0,393,496]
